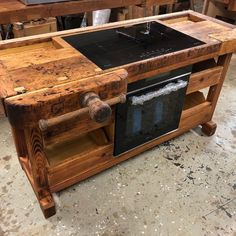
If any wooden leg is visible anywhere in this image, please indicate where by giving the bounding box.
[207,54,232,116]
[201,121,217,136]
[24,127,56,218]
[204,54,232,135]
[40,195,56,218]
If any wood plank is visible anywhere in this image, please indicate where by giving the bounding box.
[184,91,206,110]
[0,0,143,24]
[127,53,219,84]
[0,45,101,96]
[0,47,82,71]
[191,10,235,29]
[207,54,233,119]
[171,20,232,43]
[209,29,236,54]
[0,11,202,50]
[13,17,57,38]
[45,131,111,166]
[187,66,222,94]
[123,43,220,79]
[11,128,28,159]
[0,42,54,56]
[2,54,101,95]
[24,127,56,218]
[146,0,175,6]
[43,112,114,146]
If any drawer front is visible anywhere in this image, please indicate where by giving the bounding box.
[187,66,222,94]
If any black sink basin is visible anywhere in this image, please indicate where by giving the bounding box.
[63,21,205,70]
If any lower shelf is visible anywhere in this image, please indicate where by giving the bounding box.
[45,128,110,166]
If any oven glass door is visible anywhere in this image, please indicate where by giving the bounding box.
[114,71,191,156]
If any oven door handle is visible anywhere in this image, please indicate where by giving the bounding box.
[131,79,188,106]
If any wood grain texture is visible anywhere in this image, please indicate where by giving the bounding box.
[24,127,56,218]
[5,69,128,127]
[42,111,114,146]
[209,29,236,54]
[207,54,233,118]
[0,50,101,97]
[80,92,112,123]
[187,66,222,94]
[38,95,124,134]
[122,43,220,79]
[0,0,142,24]
[11,128,28,158]
[146,0,175,5]
[201,120,217,136]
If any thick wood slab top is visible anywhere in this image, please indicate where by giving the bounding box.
[0,41,102,98]
[0,11,236,102]
[5,69,128,126]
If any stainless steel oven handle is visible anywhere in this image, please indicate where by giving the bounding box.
[131,79,188,106]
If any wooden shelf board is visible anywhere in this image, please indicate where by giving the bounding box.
[184,91,206,110]
[187,66,222,94]
[45,128,110,166]
[0,0,143,24]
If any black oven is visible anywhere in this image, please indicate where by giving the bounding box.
[114,66,192,156]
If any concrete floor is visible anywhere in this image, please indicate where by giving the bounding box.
[0,54,236,236]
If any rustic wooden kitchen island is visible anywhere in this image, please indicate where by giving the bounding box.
[0,10,236,218]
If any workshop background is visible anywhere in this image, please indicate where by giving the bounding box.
[0,0,236,235]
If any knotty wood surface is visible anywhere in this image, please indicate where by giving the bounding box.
[0,12,235,99]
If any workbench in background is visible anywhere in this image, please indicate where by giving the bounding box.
[0,0,175,24]
[202,0,236,24]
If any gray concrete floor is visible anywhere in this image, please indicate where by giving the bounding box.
[0,55,236,236]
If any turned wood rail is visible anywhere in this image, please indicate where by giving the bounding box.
[39,93,126,132]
